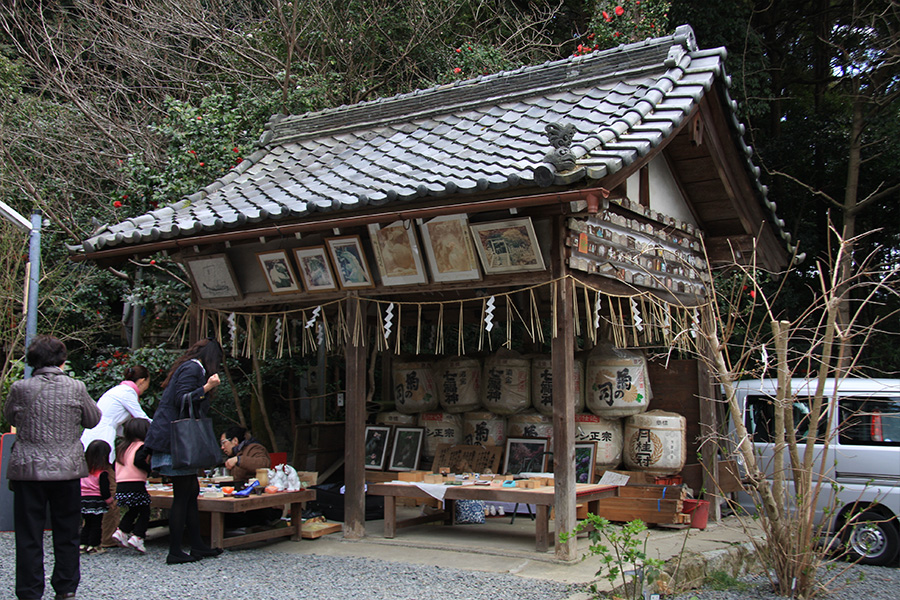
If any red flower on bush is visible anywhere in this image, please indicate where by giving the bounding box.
[454,67,461,73]
[615,5,624,16]
[113,201,122,208]
[602,11,611,21]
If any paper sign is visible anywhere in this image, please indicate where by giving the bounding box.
[598,471,630,487]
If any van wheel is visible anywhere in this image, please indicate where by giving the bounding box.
[843,511,900,566]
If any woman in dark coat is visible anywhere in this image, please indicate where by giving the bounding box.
[144,338,223,564]
[4,335,101,600]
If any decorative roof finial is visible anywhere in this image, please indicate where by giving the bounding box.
[543,122,577,171]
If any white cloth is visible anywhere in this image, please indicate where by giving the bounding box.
[81,382,151,461]
[411,482,449,502]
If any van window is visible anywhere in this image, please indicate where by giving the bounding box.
[838,397,900,446]
[745,395,828,443]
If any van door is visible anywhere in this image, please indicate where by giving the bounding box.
[835,395,900,497]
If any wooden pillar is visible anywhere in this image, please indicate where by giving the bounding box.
[552,215,577,560]
[697,358,721,522]
[188,288,201,344]
[343,295,367,539]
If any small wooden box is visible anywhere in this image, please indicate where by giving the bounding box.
[423,474,444,484]
[397,470,427,482]
[576,503,588,519]
[516,479,538,489]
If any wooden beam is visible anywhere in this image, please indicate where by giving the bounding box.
[343,295,367,539]
[551,215,577,561]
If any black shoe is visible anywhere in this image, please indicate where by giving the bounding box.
[166,552,201,564]
[55,594,77,600]
[191,546,223,558]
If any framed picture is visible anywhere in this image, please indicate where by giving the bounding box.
[183,254,241,300]
[388,426,425,472]
[367,221,428,286]
[503,437,549,475]
[293,246,339,293]
[256,250,302,294]
[574,442,597,484]
[326,235,375,290]
[470,217,546,274]
[418,214,481,282]
[364,425,392,470]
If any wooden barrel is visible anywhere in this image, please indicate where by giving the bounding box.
[393,361,439,414]
[437,357,482,413]
[463,410,506,447]
[585,344,651,418]
[417,412,463,459]
[482,355,531,415]
[623,410,686,475]
[531,356,585,416]
[575,413,624,471]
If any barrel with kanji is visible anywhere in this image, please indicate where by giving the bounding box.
[623,410,686,475]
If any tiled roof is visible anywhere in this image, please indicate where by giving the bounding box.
[80,25,795,259]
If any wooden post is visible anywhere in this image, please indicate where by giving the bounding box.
[552,215,577,560]
[697,316,721,522]
[343,295,366,539]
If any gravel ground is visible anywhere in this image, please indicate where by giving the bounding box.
[0,531,575,600]
[669,563,900,600]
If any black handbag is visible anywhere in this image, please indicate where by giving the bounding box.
[170,393,221,470]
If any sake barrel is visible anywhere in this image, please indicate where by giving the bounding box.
[417,412,463,459]
[623,410,686,475]
[531,356,585,416]
[575,413,624,471]
[437,357,482,413]
[482,354,531,415]
[375,411,418,427]
[463,410,506,447]
[585,343,651,418]
[393,361,439,414]
[507,411,553,442]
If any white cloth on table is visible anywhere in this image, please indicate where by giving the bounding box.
[410,482,449,502]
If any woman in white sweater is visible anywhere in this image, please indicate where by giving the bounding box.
[81,365,152,460]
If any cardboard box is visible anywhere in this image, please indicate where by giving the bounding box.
[297,471,318,487]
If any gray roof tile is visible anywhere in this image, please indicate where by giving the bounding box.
[80,25,788,255]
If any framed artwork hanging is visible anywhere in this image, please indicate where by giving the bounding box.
[469,217,546,274]
[256,250,301,294]
[326,235,375,290]
[387,426,425,472]
[364,425,392,470]
[574,441,597,484]
[418,214,481,282]
[367,220,428,286]
[503,437,549,475]
[293,246,339,293]
[183,254,242,300]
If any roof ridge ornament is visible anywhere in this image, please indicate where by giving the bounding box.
[543,121,577,171]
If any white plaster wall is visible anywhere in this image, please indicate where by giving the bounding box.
[625,158,697,227]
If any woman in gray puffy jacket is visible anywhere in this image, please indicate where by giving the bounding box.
[4,335,101,600]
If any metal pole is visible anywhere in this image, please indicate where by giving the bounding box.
[24,210,41,378]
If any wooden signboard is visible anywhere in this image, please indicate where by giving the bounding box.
[431,444,502,474]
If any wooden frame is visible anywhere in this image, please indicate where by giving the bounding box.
[256,250,301,294]
[367,220,428,286]
[470,217,546,274]
[387,426,424,472]
[293,246,339,292]
[326,235,375,290]
[183,254,242,300]
[418,214,481,282]
[364,425,391,470]
[503,437,549,475]
[574,441,597,484]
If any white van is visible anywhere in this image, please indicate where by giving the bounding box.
[732,378,900,566]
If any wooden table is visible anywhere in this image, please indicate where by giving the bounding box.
[149,488,315,549]
[366,482,617,552]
